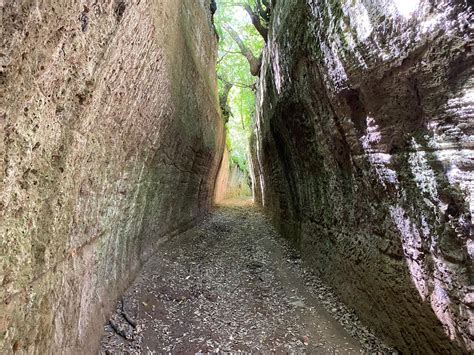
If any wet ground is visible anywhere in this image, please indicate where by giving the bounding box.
[100,200,392,354]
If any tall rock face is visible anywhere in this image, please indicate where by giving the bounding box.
[214,148,231,203]
[0,0,224,353]
[251,0,473,352]
[214,148,252,203]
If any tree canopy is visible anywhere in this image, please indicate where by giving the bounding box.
[215,0,266,174]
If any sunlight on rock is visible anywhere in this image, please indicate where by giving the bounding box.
[420,12,445,34]
[271,42,284,95]
[431,278,458,341]
[361,117,398,187]
[393,0,420,18]
[346,1,373,41]
[2,0,472,353]
[252,0,472,352]
[321,42,348,89]
[389,205,429,301]
[408,139,438,201]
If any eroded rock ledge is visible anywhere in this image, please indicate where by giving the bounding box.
[251,0,473,352]
[0,0,223,352]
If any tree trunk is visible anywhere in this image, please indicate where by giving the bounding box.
[219,80,233,122]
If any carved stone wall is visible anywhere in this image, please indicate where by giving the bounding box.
[251,0,473,352]
[0,0,224,352]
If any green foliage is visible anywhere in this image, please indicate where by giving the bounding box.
[215,0,265,174]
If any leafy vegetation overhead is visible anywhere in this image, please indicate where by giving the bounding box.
[215,0,266,174]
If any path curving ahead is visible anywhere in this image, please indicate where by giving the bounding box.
[100,200,390,353]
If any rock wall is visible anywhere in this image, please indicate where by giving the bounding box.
[226,164,252,198]
[214,148,230,203]
[0,0,224,353]
[251,0,473,352]
[214,148,252,203]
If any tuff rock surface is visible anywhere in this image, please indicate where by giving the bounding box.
[0,0,223,353]
[251,0,473,352]
[214,148,251,203]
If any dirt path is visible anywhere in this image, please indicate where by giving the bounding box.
[100,201,391,354]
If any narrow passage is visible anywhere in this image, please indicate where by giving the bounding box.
[100,201,390,353]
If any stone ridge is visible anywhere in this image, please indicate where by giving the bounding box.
[0,0,224,353]
[251,0,473,352]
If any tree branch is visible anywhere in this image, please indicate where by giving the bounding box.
[218,75,256,90]
[244,4,268,42]
[223,25,262,76]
